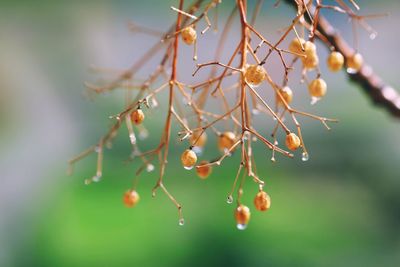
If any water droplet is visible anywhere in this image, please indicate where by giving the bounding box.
[301,152,309,162]
[179,218,185,226]
[251,109,260,115]
[94,146,101,153]
[273,117,277,121]
[192,146,203,155]
[271,156,276,163]
[84,179,91,185]
[139,129,149,140]
[274,140,278,146]
[129,133,137,144]
[152,190,156,197]
[146,164,155,172]
[346,67,357,74]
[247,82,261,88]
[227,195,233,204]
[236,223,247,230]
[92,175,101,182]
[369,32,377,40]
[184,166,194,170]
[151,98,159,108]
[310,97,319,105]
[252,136,257,142]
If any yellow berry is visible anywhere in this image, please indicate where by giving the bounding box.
[218,131,236,152]
[235,204,251,230]
[181,149,197,169]
[123,189,140,208]
[190,131,207,147]
[288,37,305,54]
[285,132,301,151]
[327,51,344,72]
[303,41,316,55]
[244,64,266,87]
[181,26,197,45]
[301,52,319,70]
[277,86,293,105]
[196,160,212,179]
[308,78,327,98]
[346,53,363,72]
[254,191,271,211]
[130,109,145,125]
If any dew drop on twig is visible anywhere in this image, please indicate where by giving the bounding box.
[146,164,155,172]
[236,223,247,230]
[179,218,185,226]
[301,152,309,162]
[227,195,233,204]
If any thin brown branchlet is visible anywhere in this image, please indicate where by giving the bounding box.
[68,0,387,230]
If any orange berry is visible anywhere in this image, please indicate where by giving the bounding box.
[190,131,207,147]
[346,53,363,72]
[288,37,305,54]
[301,52,319,70]
[277,86,293,105]
[130,109,145,125]
[285,132,301,151]
[181,26,197,45]
[218,131,236,152]
[244,64,266,87]
[308,78,327,98]
[303,41,316,54]
[123,189,140,208]
[327,51,344,72]
[181,149,197,169]
[235,204,251,230]
[196,160,212,179]
[254,191,271,211]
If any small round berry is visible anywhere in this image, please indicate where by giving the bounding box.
[235,204,251,230]
[130,109,145,125]
[244,64,266,87]
[285,132,301,151]
[190,131,207,147]
[288,37,305,54]
[181,26,197,45]
[123,189,140,208]
[301,52,319,70]
[327,51,344,72]
[277,86,293,105]
[196,160,212,179]
[308,78,327,98]
[218,131,236,152]
[181,149,197,169]
[303,41,316,54]
[254,191,271,211]
[346,53,363,72]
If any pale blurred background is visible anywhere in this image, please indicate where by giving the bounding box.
[0,0,400,266]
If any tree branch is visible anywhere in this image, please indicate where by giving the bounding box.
[284,0,400,118]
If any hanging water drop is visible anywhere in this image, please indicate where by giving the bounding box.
[179,218,185,226]
[227,195,233,204]
[310,97,320,105]
[369,32,377,40]
[236,223,247,230]
[346,67,357,74]
[92,175,101,182]
[146,164,155,172]
[183,166,194,170]
[301,152,309,162]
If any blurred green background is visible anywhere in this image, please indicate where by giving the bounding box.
[1,1,400,266]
